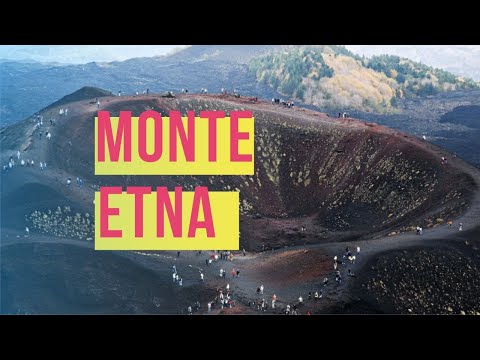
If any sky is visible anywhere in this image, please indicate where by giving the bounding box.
[0,45,188,64]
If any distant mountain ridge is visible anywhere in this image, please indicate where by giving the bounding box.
[0,45,477,125]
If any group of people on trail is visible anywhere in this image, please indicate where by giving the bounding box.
[172,265,183,286]
[272,98,294,108]
[59,108,68,116]
[3,152,46,173]
[338,112,350,118]
[441,156,448,166]
[416,226,423,235]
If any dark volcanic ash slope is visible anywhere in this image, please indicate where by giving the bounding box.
[352,244,480,315]
[2,92,477,249]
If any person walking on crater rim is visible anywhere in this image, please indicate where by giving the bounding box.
[236,269,240,278]
[459,223,463,231]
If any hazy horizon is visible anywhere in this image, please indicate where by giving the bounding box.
[0,45,189,64]
[1,45,479,81]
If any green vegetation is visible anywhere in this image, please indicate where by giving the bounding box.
[250,46,334,101]
[249,46,479,113]
[364,54,478,97]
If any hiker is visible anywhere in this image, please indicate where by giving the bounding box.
[459,223,463,231]
[39,162,43,170]
[298,296,303,304]
[207,302,211,312]
[416,226,421,235]
[348,269,355,277]
[323,277,329,286]
[97,100,100,108]
[236,269,240,278]
[292,305,297,315]
[187,306,192,315]
[21,160,25,166]
[200,272,204,281]
[226,283,230,291]
[419,227,423,235]
[17,150,20,159]
[30,160,34,166]
[314,291,319,300]
[448,220,453,227]
[118,91,122,97]
[46,132,51,140]
[205,258,209,266]
[177,251,180,257]
[172,265,176,273]
[25,227,30,235]
[256,287,261,296]
[220,268,224,278]
[179,278,183,286]
[243,248,246,256]
[232,269,236,278]
[65,108,68,116]
[147,88,149,95]
[357,246,360,253]
[286,304,291,315]
[67,178,71,187]
[172,273,176,283]
[260,285,264,295]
